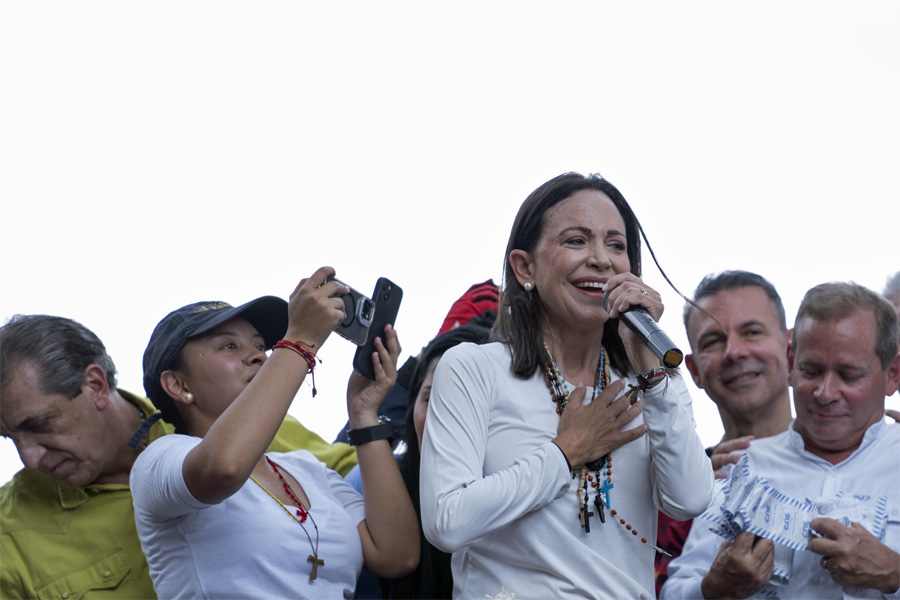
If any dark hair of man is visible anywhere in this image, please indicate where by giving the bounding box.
[0,314,117,398]
[149,349,190,434]
[492,172,642,379]
[792,281,900,370]
[683,270,787,339]
[386,315,494,599]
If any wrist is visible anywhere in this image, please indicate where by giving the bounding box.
[282,329,327,350]
[637,367,667,390]
[346,416,392,446]
[347,412,381,430]
[551,437,582,468]
[550,440,572,470]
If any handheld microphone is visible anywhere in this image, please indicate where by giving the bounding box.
[603,291,683,368]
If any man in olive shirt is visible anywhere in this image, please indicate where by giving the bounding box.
[0,314,357,599]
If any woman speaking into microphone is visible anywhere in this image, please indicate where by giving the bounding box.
[419,172,714,599]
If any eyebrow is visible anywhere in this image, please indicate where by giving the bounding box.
[13,412,56,433]
[556,226,626,238]
[697,317,769,338]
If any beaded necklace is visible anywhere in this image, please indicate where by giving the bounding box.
[251,456,323,580]
[543,346,658,550]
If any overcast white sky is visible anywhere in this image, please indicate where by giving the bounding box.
[2,1,898,485]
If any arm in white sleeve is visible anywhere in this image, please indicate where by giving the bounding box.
[642,374,715,519]
[419,345,571,552]
[131,435,208,520]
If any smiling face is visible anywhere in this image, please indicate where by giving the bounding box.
[174,318,268,427]
[511,189,630,338]
[685,286,790,422]
[0,362,117,487]
[790,309,900,463]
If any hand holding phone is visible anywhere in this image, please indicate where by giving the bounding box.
[354,277,403,380]
[326,275,375,346]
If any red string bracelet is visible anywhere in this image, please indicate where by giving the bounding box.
[272,340,322,397]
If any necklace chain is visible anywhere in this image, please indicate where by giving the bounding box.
[251,456,323,580]
[543,347,647,547]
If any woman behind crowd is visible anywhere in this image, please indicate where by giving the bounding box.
[419,172,715,598]
[383,315,494,599]
[131,267,419,599]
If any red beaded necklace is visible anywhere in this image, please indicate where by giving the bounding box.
[543,346,655,549]
[250,456,323,580]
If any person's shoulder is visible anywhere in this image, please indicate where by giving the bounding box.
[0,469,65,528]
[133,434,199,474]
[142,432,198,452]
[442,340,506,363]
[868,418,900,450]
[741,429,795,468]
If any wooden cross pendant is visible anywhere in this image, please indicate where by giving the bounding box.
[308,554,324,580]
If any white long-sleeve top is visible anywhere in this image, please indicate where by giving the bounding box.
[660,421,900,600]
[420,342,714,599]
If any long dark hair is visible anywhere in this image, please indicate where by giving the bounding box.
[492,172,642,378]
[384,316,494,599]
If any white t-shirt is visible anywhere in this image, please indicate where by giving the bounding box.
[420,341,715,599]
[131,435,366,599]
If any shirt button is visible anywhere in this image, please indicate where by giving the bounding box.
[62,594,69,599]
[104,570,112,578]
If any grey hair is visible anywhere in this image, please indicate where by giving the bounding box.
[0,314,117,398]
[792,282,899,370]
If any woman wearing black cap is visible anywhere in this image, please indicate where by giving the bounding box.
[130,267,419,599]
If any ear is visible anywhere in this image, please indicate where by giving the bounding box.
[160,370,193,406]
[684,354,703,389]
[82,364,111,410]
[508,249,535,287]
[884,353,900,397]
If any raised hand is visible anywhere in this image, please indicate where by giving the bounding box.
[709,436,754,479]
[602,274,665,373]
[346,325,401,429]
[283,266,348,350]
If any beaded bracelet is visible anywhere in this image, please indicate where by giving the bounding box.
[636,366,667,390]
[272,340,321,397]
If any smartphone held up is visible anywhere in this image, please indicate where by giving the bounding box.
[326,276,375,346]
[325,275,403,380]
[353,277,403,380]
